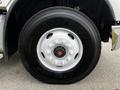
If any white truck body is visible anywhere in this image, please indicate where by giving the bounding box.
[0,0,120,58]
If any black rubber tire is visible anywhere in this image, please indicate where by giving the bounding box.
[18,7,101,84]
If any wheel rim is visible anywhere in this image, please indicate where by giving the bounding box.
[36,28,83,72]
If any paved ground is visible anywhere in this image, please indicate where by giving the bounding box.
[0,40,120,90]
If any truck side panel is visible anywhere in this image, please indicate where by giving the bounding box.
[0,15,5,52]
[106,0,120,21]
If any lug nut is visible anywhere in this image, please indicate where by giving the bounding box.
[46,50,51,55]
[55,40,59,44]
[48,43,54,48]
[67,44,72,48]
[55,39,61,44]
[65,43,71,48]
[69,50,74,55]
[62,40,67,44]
[67,57,71,61]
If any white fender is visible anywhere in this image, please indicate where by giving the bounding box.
[106,0,120,21]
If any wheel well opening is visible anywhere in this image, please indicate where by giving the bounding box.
[6,0,115,56]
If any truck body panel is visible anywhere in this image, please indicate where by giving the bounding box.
[106,0,120,21]
[0,15,5,52]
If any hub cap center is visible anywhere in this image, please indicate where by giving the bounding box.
[54,46,66,58]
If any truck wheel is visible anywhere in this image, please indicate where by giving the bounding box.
[18,7,101,84]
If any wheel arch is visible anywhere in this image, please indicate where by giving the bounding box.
[4,0,115,58]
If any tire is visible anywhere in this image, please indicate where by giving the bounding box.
[18,7,101,84]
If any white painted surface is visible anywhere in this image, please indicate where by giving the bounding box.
[6,0,17,11]
[0,15,5,52]
[0,0,11,10]
[107,0,120,21]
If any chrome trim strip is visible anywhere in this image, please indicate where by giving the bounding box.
[0,15,5,52]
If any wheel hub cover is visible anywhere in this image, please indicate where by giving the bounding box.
[36,28,83,72]
[54,46,66,58]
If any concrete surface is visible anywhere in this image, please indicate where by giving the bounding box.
[0,41,120,90]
